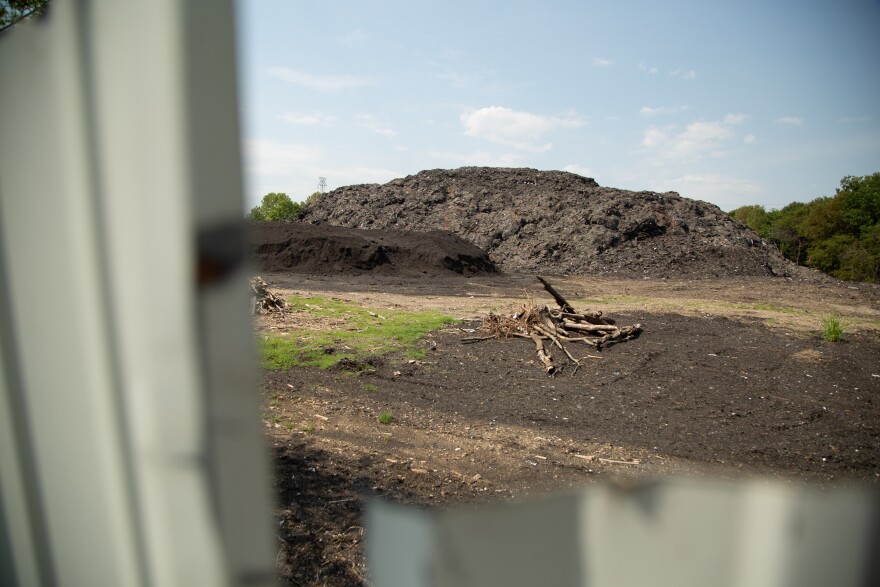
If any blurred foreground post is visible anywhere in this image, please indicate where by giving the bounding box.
[369,479,880,587]
[0,1,275,585]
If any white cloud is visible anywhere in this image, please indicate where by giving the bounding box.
[638,62,659,75]
[775,116,804,126]
[658,174,764,210]
[278,111,337,126]
[669,68,697,80]
[640,105,690,117]
[641,114,755,162]
[356,113,398,137]
[744,133,757,144]
[723,113,748,125]
[336,30,368,48]
[243,137,403,206]
[563,164,593,177]
[267,67,375,91]
[641,125,673,149]
[592,57,613,67]
[245,139,322,176]
[460,106,584,151]
[325,165,402,187]
[242,139,324,206]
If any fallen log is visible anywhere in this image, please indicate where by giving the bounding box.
[537,276,575,313]
[594,324,643,349]
[561,320,619,333]
[530,333,556,375]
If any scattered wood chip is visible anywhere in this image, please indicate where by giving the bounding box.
[598,458,640,465]
[410,467,430,474]
[573,454,595,462]
[313,414,329,421]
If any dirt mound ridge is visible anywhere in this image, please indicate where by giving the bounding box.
[251,221,497,276]
[300,167,800,278]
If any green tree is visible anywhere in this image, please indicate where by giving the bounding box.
[730,204,771,236]
[800,197,845,243]
[247,192,302,221]
[737,173,880,281]
[836,173,880,237]
[806,234,856,274]
[768,202,809,265]
[1,0,50,32]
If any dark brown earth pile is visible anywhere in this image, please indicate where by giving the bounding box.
[250,221,497,275]
[300,167,803,278]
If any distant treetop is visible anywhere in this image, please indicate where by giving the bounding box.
[729,173,880,282]
[247,192,302,221]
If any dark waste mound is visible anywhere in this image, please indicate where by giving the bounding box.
[300,167,805,278]
[251,221,497,276]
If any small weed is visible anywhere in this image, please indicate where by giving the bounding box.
[283,421,294,431]
[302,422,315,433]
[377,412,393,425]
[363,383,379,393]
[822,315,844,342]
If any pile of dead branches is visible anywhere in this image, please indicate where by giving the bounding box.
[463,276,641,376]
[249,276,287,315]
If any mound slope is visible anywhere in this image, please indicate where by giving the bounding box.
[301,167,800,278]
[251,221,497,276]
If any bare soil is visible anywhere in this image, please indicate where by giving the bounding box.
[251,221,497,276]
[258,271,880,586]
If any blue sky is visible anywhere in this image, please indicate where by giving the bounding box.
[236,0,880,212]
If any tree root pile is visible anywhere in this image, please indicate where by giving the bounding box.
[249,276,287,315]
[462,276,642,376]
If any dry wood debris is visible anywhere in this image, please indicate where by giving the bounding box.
[250,276,287,315]
[463,276,642,376]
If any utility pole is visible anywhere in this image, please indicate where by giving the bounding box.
[317,177,327,194]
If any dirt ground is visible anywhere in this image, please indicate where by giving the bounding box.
[257,271,880,586]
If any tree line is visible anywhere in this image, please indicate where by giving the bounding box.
[730,173,880,282]
[247,191,321,221]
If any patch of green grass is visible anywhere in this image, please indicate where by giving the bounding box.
[283,421,294,431]
[377,412,393,425]
[363,383,378,393]
[404,348,428,361]
[749,303,806,315]
[302,421,315,433]
[822,314,844,342]
[259,296,457,370]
